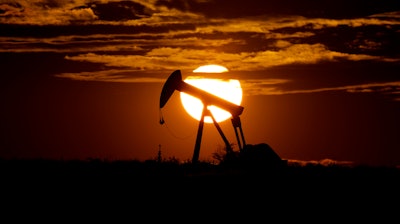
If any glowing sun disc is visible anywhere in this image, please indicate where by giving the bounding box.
[193,64,229,73]
[180,65,242,123]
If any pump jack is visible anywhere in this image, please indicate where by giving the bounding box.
[159,70,246,163]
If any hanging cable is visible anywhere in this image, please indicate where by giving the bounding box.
[159,109,195,140]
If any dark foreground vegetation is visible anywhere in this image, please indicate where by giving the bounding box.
[0,136,397,215]
[3,144,399,188]
[2,157,400,212]
[1,157,399,182]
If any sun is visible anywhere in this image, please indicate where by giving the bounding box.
[180,64,243,123]
[193,64,229,73]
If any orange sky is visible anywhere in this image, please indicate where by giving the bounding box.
[0,0,399,167]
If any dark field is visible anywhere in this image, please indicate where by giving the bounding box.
[2,158,399,183]
[2,158,399,217]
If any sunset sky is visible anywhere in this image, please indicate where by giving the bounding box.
[1,0,399,167]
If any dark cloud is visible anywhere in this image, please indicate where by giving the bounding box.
[0,2,23,17]
[274,24,400,58]
[262,60,400,91]
[156,0,400,19]
[0,23,196,38]
[89,1,154,21]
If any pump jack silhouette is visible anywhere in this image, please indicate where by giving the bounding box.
[160,70,286,167]
[160,70,246,163]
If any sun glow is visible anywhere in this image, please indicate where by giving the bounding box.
[192,64,229,73]
[180,65,242,123]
